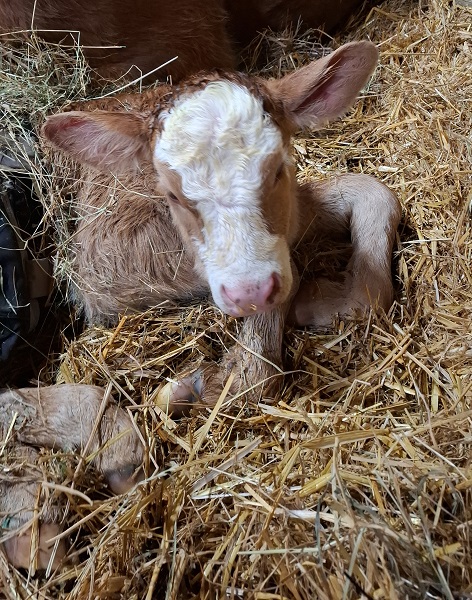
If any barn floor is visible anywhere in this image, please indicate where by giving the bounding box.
[1,0,472,598]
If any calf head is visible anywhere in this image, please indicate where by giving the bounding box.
[43,41,378,318]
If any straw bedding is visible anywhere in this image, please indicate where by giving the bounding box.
[1,0,471,597]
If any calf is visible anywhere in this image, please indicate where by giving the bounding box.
[0,0,375,82]
[0,385,145,569]
[42,41,401,406]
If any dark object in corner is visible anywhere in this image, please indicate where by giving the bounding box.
[0,179,53,380]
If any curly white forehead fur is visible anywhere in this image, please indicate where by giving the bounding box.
[154,80,283,205]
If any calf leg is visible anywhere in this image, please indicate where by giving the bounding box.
[157,307,286,408]
[289,174,401,328]
[156,263,300,408]
[0,385,145,494]
[0,445,66,571]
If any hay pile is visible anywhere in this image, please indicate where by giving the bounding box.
[1,0,472,597]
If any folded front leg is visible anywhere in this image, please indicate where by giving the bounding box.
[290,174,401,328]
[156,290,294,410]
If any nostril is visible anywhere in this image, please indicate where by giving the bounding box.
[266,272,281,304]
[221,284,241,306]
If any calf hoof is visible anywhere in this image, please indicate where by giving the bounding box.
[105,464,145,495]
[155,359,279,410]
[2,523,67,571]
[155,369,204,415]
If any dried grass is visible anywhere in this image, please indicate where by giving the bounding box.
[1,0,472,598]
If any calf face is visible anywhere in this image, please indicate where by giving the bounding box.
[42,41,378,319]
[153,78,295,316]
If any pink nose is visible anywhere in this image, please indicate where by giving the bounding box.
[221,273,281,316]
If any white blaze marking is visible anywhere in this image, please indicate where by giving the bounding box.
[153,81,292,312]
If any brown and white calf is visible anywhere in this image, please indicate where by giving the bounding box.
[0,0,375,82]
[41,41,401,406]
[0,385,144,569]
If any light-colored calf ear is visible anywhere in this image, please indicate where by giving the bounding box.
[267,41,379,130]
[42,110,151,171]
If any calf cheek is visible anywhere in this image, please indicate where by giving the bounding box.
[262,176,297,242]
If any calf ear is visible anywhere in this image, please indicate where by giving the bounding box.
[42,110,151,171]
[267,41,378,130]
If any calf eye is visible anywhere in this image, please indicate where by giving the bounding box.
[167,192,179,202]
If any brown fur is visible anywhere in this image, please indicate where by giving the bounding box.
[0,0,374,82]
[41,42,401,409]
